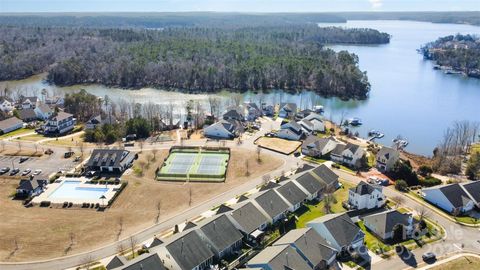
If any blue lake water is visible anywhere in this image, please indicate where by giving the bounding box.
[48,181,108,200]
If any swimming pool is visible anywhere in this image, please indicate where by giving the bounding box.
[48,181,109,200]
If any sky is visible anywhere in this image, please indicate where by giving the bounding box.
[0,0,478,13]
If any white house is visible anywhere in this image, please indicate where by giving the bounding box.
[297,119,315,135]
[331,143,365,169]
[203,119,242,139]
[348,181,386,210]
[376,146,400,172]
[20,96,39,109]
[363,210,415,241]
[277,121,303,141]
[422,183,475,215]
[304,112,325,132]
[301,135,338,158]
[44,111,75,135]
[0,117,23,134]
[0,97,14,113]
[34,103,53,120]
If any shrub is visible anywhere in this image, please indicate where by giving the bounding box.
[417,165,433,177]
[395,180,408,192]
[419,177,442,187]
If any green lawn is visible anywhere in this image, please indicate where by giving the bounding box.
[17,133,45,142]
[367,152,376,167]
[0,128,34,139]
[471,143,480,154]
[454,216,480,225]
[295,181,354,228]
[302,156,328,164]
[357,221,392,253]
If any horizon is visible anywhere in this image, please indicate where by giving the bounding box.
[1,0,479,13]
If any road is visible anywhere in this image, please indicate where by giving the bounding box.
[0,118,305,270]
[335,170,480,270]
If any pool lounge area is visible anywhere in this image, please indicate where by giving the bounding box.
[32,177,121,207]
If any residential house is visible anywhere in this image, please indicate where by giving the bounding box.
[16,179,48,197]
[307,213,365,254]
[0,96,14,113]
[44,111,76,135]
[86,149,136,174]
[19,109,38,122]
[253,189,291,223]
[34,103,53,120]
[311,165,340,191]
[223,106,245,122]
[85,114,118,130]
[107,253,166,270]
[228,202,270,240]
[261,103,274,117]
[277,121,303,141]
[273,228,337,270]
[293,173,327,201]
[297,119,315,135]
[348,181,385,210]
[45,96,65,107]
[461,181,480,208]
[203,119,243,139]
[196,214,244,259]
[331,143,365,169]
[295,109,313,121]
[244,102,262,121]
[278,103,297,119]
[276,181,309,212]
[362,210,415,241]
[422,183,475,214]
[19,96,39,109]
[246,245,312,270]
[376,147,400,172]
[0,117,23,134]
[301,136,338,158]
[304,113,325,133]
[156,230,214,270]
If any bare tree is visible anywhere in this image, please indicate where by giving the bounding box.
[416,206,430,221]
[256,146,262,163]
[155,200,162,224]
[116,217,124,240]
[33,143,38,154]
[81,255,94,270]
[262,174,271,185]
[129,236,138,259]
[208,97,221,120]
[0,140,5,152]
[138,140,144,153]
[245,160,250,176]
[323,192,337,214]
[78,142,85,159]
[17,141,22,152]
[152,149,158,162]
[392,196,405,209]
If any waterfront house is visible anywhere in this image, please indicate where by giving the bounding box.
[34,103,53,120]
[278,103,297,119]
[228,201,270,240]
[330,143,365,169]
[44,111,75,135]
[203,119,243,139]
[304,112,325,133]
[362,210,415,241]
[348,181,385,210]
[297,119,315,135]
[86,149,135,174]
[253,189,291,223]
[244,102,262,121]
[16,179,48,197]
[261,103,274,117]
[375,146,400,172]
[246,245,312,270]
[273,228,337,270]
[19,96,39,109]
[223,106,245,122]
[0,96,14,113]
[422,183,475,215]
[307,213,365,254]
[277,121,303,141]
[0,117,23,134]
[301,136,338,158]
[156,230,214,270]
[295,109,313,121]
[196,214,244,260]
[276,181,309,212]
[85,114,118,130]
[19,108,38,122]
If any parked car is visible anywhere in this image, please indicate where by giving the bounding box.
[0,167,10,174]
[45,149,54,155]
[19,157,29,163]
[21,169,32,176]
[64,151,74,158]
[33,169,42,175]
[422,252,436,261]
[10,168,20,175]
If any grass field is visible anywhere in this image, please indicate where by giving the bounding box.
[295,181,354,228]
[256,136,302,155]
[0,148,282,261]
[430,256,480,270]
[16,134,45,142]
[0,128,35,139]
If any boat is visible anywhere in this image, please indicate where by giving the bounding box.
[368,130,385,141]
[313,105,324,113]
[393,138,409,148]
[348,117,362,126]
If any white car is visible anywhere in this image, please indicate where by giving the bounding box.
[33,169,42,175]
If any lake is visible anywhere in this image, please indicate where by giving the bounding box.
[2,20,480,156]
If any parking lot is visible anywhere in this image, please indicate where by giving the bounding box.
[0,154,78,179]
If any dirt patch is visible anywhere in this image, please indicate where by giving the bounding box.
[256,136,301,155]
[0,148,282,262]
[2,149,43,157]
[400,150,433,170]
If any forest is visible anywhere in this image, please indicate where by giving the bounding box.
[0,25,390,100]
[420,34,480,78]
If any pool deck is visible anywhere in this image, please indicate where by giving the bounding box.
[32,177,121,207]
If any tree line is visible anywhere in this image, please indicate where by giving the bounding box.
[0,25,390,100]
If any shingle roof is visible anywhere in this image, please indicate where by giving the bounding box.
[438,183,473,208]
[17,179,47,191]
[119,253,166,270]
[215,204,233,215]
[248,245,311,270]
[21,96,38,104]
[149,237,164,248]
[106,255,127,270]
[37,103,53,114]
[236,194,249,203]
[230,202,270,234]
[49,111,73,121]
[165,230,214,270]
[274,228,336,267]
[363,210,412,237]
[254,189,290,219]
[0,117,23,130]
[86,149,132,169]
[198,214,243,253]
[377,147,398,161]
[331,144,346,156]
[311,165,339,188]
[345,143,361,154]
[294,173,326,195]
[462,181,480,203]
[308,213,363,248]
[280,103,297,113]
[259,181,280,191]
[350,181,380,195]
[276,181,308,206]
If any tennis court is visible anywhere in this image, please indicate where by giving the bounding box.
[158,148,230,182]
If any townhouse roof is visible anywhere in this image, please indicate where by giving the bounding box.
[230,202,270,234]
[254,189,290,219]
[276,181,308,206]
[116,253,166,270]
[248,245,311,270]
[197,214,243,254]
[307,213,363,248]
[311,165,339,188]
[164,230,214,270]
[294,173,326,195]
